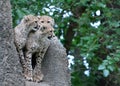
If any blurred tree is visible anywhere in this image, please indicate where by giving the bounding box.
[11,0,120,86]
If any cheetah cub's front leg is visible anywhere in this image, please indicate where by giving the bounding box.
[33,55,44,82]
[24,51,33,81]
[33,45,50,82]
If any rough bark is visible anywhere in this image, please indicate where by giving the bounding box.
[0,0,25,86]
[0,0,70,86]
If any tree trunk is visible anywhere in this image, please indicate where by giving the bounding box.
[0,0,25,86]
[0,0,70,86]
[64,6,86,54]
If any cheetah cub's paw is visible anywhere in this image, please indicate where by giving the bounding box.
[24,72,33,81]
[33,72,44,82]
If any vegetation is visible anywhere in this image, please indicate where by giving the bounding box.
[11,0,120,86]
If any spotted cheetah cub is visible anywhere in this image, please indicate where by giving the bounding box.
[14,15,39,75]
[24,23,55,82]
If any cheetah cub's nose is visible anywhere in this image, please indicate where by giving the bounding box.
[50,30,52,32]
[48,36,52,39]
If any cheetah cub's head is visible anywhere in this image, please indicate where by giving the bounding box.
[21,15,39,31]
[38,23,55,39]
[37,15,54,27]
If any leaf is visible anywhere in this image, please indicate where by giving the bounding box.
[16,9,25,18]
[67,0,72,3]
[97,3,106,8]
[98,64,105,70]
[114,57,120,62]
[103,60,108,65]
[103,69,109,77]
[107,65,114,72]
[110,21,120,27]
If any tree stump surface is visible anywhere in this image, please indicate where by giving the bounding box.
[25,81,50,86]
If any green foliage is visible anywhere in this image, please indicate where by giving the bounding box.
[11,0,51,27]
[11,0,120,86]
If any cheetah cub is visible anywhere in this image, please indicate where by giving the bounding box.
[37,15,55,39]
[24,23,55,82]
[14,15,39,74]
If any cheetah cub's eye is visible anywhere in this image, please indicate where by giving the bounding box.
[41,21,44,23]
[34,21,38,23]
[47,21,50,23]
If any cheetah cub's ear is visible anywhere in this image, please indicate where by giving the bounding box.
[37,16,41,19]
[51,18,55,27]
[21,14,35,23]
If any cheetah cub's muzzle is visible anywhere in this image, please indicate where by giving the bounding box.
[38,23,55,39]
[32,21,40,31]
